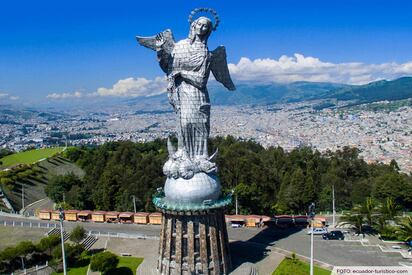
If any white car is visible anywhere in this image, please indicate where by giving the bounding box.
[231,223,243,228]
[307,227,328,235]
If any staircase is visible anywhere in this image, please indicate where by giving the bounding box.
[47,228,70,241]
[81,235,98,250]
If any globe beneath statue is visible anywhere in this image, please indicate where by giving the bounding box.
[164,172,221,203]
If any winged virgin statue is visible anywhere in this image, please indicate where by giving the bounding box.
[137,8,235,203]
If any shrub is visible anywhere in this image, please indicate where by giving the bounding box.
[37,235,60,255]
[90,251,119,273]
[70,225,86,244]
[52,243,84,265]
[379,225,398,241]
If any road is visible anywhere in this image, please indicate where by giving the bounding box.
[0,214,409,267]
[22,198,54,216]
[0,214,260,241]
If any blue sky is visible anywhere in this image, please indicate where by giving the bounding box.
[1,0,412,102]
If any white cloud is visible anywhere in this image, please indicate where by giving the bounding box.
[96,76,167,97]
[44,54,412,100]
[228,53,412,85]
[46,77,167,100]
[47,91,83,99]
[0,92,19,101]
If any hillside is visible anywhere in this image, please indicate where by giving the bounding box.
[0,147,65,168]
[323,77,412,104]
[125,77,412,109]
[0,156,84,212]
[125,81,348,108]
[208,81,348,105]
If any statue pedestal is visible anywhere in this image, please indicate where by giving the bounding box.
[157,208,231,275]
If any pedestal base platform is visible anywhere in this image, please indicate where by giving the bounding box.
[158,208,231,275]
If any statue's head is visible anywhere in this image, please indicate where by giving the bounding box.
[187,8,220,44]
[189,17,212,44]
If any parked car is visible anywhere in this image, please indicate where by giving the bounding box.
[307,227,328,235]
[322,230,345,240]
[231,223,243,228]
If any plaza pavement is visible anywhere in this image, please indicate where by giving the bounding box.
[90,237,285,275]
[1,214,411,272]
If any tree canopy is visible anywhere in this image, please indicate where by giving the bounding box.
[60,137,412,215]
[90,251,119,273]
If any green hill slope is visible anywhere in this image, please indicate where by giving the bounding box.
[0,147,65,168]
[0,156,84,212]
[326,77,412,103]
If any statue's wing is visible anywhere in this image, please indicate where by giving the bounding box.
[210,46,236,91]
[136,35,157,51]
[136,29,175,74]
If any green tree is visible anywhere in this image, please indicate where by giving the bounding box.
[0,246,18,262]
[357,197,378,227]
[45,173,83,203]
[373,173,412,207]
[52,243,84,266]
[37,235,60,255]
[90,251,119,274]
[379,197,401,221]
[290,168,306,212]
[14,241,36,270]
[58,138,412,214]
[70,225,86,244]
[0,148,13,158]
[396,216,412,242]
[340,212,365,234]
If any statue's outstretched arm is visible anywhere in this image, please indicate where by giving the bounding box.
[136,29,175,74]
[210,46,236,91]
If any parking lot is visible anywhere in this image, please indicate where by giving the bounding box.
[274,230,403,266]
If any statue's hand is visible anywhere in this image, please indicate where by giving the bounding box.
[156,33,165,47]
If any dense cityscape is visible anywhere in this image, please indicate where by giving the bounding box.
[1,99,411,173]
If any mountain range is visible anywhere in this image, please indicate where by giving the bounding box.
[126,76,412,109]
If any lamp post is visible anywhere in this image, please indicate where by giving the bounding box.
[132,195,137,213]
[21,183,25,211]
[58,208,67,275]
[332,184,336,228]
[308,202,316,275]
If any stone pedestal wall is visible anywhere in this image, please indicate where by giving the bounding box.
[158,208,231,275]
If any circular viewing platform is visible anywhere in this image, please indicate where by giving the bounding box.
[153,190,232,213]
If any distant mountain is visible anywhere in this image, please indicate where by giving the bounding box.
[125,81,349,108]
[81,77,412,110]
[208,81,348,105]
[322,77,412,104]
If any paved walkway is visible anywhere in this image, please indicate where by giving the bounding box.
[90,237,284,275]
[254,248,284,275]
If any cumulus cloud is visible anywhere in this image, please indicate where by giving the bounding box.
[0,92,19,101]
[96,76,167,97]
[46,77,167,100]
[228,53,412,85]
[45,54,412,100]
[47,91,83,99]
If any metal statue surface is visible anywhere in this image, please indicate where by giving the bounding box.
[137,8,235,204]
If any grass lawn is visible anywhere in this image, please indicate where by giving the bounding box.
[106,256,144,275]
[52,264,89,275]
[0,147,65,167]
[273,257,331,275]
[51,254,143,275]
